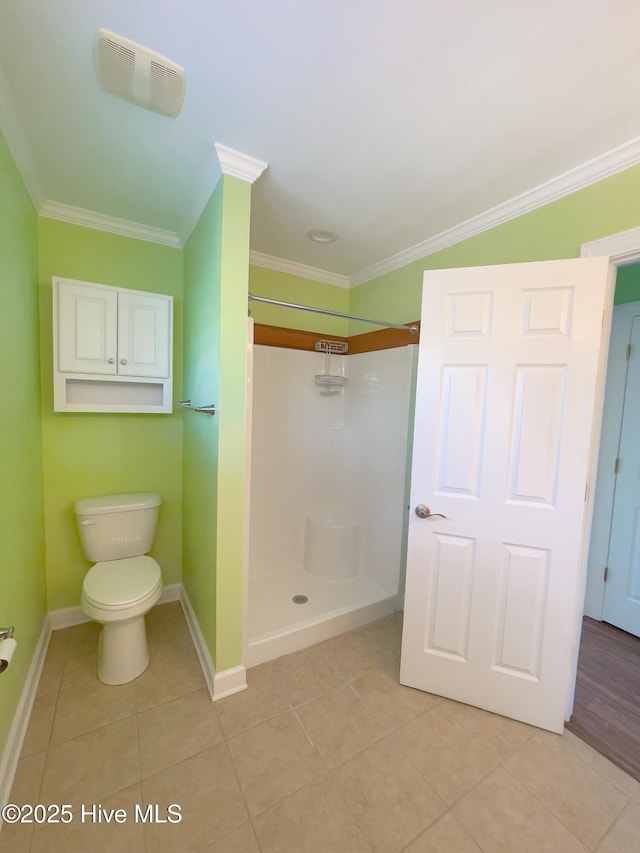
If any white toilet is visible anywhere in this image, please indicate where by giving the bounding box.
[74,492,163,685]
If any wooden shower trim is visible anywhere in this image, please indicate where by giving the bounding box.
[253,321,420,353]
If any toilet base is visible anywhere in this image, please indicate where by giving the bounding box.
[98,615,150,685]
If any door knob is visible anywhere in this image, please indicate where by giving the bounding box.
[415,504,448,519]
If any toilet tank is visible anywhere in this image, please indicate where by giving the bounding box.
[74,493,161,562]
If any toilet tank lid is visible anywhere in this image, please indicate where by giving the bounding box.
[74,492,161,516]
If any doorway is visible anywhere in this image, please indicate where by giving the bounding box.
[569,259,640,780]
[601,301,640,635]
[584,275,640,635]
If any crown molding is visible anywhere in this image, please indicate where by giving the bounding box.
[215,143,268,184]
[0,63,44,210]
[349,135,640,287]
[39,201,183,248]
[250,251,350,288]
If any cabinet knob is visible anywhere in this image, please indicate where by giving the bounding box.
[120,358,128,365]
[107,357,115,364]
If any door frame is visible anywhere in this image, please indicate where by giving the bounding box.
[566,224,640,718]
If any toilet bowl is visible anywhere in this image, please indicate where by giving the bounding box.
[74,493,163,685]
[81,554,162,684]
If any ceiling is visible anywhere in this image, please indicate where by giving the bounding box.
[1,1,640,284]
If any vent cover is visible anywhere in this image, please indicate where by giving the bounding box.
[95,28,185,118]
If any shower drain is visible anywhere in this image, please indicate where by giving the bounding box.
[292,594,309,605]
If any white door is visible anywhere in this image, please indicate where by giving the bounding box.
[117,291,171,378]
[602,314,640,636]
[400,257,613,733]
[57,280,118,374]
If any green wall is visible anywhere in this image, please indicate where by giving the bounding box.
[249,265,349,336]
[215,176,252,671]
[182,180,223,662]
[182,174,252,674]
[614,261,640,304]
[38,220,184,610]
[350,164,640,325]
[0,132,46,756]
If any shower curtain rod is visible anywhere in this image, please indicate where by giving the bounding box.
[248,294,419,334]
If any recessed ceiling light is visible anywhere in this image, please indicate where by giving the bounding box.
[307,228,338,243]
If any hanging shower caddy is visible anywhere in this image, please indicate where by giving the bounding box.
[314,339,348,394]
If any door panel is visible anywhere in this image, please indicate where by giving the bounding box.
[436,366,487,498]
[493,543,549,680]
[117,291,171,378]
[507,366,566,506]
[400,258,612,733]
[57,281,117,374]
[426,532,475,660]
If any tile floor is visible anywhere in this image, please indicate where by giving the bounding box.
[1,602,640,852]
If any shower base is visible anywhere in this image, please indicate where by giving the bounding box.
[246,568,400,667]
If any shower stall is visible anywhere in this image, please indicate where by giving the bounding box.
[246,304,417,666]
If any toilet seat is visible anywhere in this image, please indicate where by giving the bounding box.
[82,555,162,609]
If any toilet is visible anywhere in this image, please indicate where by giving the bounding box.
[74,492,163,685]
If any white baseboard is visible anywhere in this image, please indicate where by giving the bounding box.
[47,605,91,631]
[158,583,182,604]
[213,665,247,700]
[179,586,246,701]
[48,583,182,630]
[179,586,216,699]
[0,615,51,812]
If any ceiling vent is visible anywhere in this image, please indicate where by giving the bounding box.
[95,28,185,118]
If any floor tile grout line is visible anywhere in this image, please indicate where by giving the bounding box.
[220,737,253,826]
[325,753,439,853]
[246,817,264,853]
[234,637,399,845]
[443,810,493,853]
[298,692,392,773]
[46,704,139,752]
[596,799,640,852]
[396,712,502,814]
[135,683,205,721]
[396,808,459,853]
[16,632,68,838]
[499,757,621,850]
[562,730,640,799]
[224,707,333,821]
[133,707,143,789]
[218,700,296,742]
[220,727,293,853]
[437,698,538,749]
[48,668,207,751]
[250,771,376,853]
[297,688,449,850]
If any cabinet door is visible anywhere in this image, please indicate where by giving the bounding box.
[57,281,118,374]
[117,291,171,378]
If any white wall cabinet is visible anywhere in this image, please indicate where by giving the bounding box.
[53,277,173,413]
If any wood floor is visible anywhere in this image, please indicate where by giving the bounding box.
[566,616,640,781]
